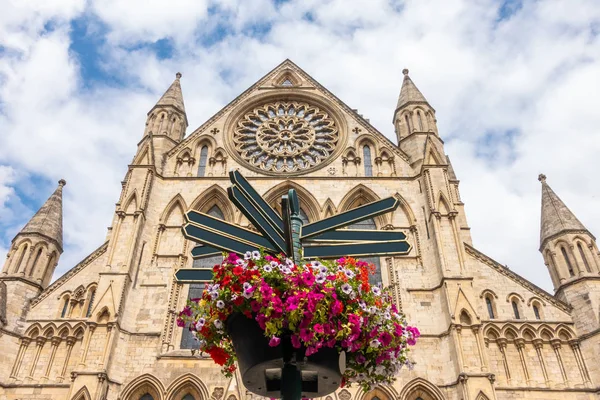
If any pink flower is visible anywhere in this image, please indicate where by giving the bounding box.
[394,323,404,337]
[285,296,300,311]
[408,326,421,338]
[251,300,261,312]
[176,318,185,327]
[256,314,267,329]
[291,335,302,349]
[313,324,324,334]
[269,336,281,347]
[301,271,315,286]
[300,328,314,342]
[331,300,343,315]
[306,346,318,356]
[379,332,393,347]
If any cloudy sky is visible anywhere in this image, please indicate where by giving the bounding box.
[1,0,599,292]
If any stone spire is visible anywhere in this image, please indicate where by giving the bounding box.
[396,69,431,110]
[152,72,186,114]
[19,179,66,251]
[539,174,589,247]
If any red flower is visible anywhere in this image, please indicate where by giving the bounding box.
[207,346,229,366]
[233,296,244,306]
[222,276,231,286]
[233,266,244,276]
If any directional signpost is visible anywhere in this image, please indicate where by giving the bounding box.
[174,170,411,399]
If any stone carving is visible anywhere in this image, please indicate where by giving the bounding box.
[233,101,338,173]
[211,387,224,400]
[338,389,351,400]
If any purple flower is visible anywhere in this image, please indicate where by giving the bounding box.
[372,286,382,296]
[315,273,326,284]
[356,354,366,364]
[263,265,273,273]
[341,283,353,295]
[269,336,281,347]
[344,269,355,279]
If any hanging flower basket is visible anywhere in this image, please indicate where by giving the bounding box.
[177,251,420,394]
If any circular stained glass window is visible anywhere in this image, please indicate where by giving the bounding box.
[232,101,339,174]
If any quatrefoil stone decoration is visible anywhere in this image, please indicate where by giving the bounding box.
[233,101,339,173]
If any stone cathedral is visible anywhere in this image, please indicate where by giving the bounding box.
[1,60,599,400]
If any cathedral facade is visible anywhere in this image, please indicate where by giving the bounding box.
[1,60,599,400]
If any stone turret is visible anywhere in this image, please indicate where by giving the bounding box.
[393,69,438,142]
[2,179,65,286]
[135,73,188,170]
[538,174,600,334]
[1,180,65,329]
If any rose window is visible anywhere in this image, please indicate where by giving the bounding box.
[233,101,339,173]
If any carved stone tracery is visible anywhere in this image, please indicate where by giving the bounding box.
[233,101,339,173]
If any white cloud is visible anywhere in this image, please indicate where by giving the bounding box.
[1,0,599,293]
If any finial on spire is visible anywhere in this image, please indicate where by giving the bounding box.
[538,174,546,183]
[176,72,182,79]
[58,179,66,187]
[402,68,409,76]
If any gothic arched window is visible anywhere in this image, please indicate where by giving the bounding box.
[561,246,575,276]
[60,296,70,318]
[299,208,309,225]
[511,300,520,319]
[140,394,154,400]
[182,394,195,400]
[29,248,43,276]
[14,243,28,274]
[533,304,541,320]
[417,111,424,131]
[181,205,224,349]
[197,146,208,177]
[86,287,96,318]
[485,297,495,319]
[577,242,591,273]
[363,146,373,177]
[347,217,381,284]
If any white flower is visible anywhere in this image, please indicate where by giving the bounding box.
[216,300,225,309]
[310,261,321,268]
[341,283,353,295]
[210,291,219,300]
[315,273,326,284]
[285,258,294,267]
[252,250,261,260]
[263,265,273,273]
[319,265,328,274]
[344,269,355,279]
[214,320,223,330]
[270,261,279,267]
[359,300,367,311]
[370,338,381,348]
[383,311,391,320]
[236,259,247,268]
[244,251,252,260]
[372,286,382,296]
[369,306,377,314]
[243,289,254,299]
[195,319,205,330]
[231,294,238,301]
[282,267,292,275]
[243,282,252,290]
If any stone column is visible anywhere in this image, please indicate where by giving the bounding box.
[99,323,115,368]
[431,212,447,271]
[570,341,591,386]
[569,244,584,276]
[42,337,61,381]
[10,338,30,379]
[515,339,531,385]
[453,325,466,371]
[533,339,550,387]
[551,339,569,387]
[448,211,465,271]
[497,338,511,385]
[588,243,600,273]
[27,337,46,379]
[106,212,125,268]
[58,336,76,383]
[79,323,97,366]
[472,325,487,371]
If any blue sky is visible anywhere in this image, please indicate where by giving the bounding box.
[1,0,600,293]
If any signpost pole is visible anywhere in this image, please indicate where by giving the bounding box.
[288,189,303,263]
